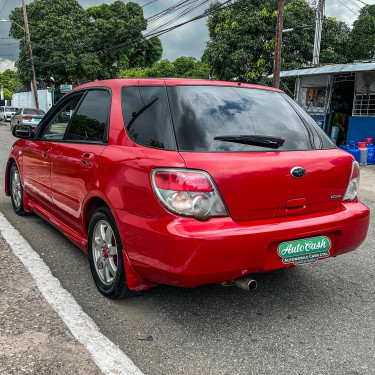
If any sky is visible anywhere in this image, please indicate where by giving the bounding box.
[0,0,374,72]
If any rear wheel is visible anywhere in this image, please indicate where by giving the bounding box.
[10,164,27,216]
[88,206,131,299]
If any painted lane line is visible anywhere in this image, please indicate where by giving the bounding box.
[0,212,145,375]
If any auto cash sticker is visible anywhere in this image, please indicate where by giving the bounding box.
[277,236,331,265]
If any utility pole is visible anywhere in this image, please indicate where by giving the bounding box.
[22,0,39,109]
[272,0,285,89]
[312,0,325,65]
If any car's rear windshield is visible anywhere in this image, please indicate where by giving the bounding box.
[167,86,335,152]
[24,108,45,115]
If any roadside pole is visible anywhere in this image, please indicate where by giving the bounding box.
[272,0,285,89]
[22,0,39,109]
[312,0,325,65]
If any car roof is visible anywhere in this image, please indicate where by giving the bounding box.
[71,78,283,93]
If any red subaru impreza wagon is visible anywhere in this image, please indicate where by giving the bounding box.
[5,79,370,299]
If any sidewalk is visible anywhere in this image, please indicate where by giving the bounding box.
[0,234,102,375]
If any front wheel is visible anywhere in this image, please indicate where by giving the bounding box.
[10,163,27,216]
[88,206,131,299]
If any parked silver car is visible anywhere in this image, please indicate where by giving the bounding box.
[10,107,45,131]
[0,106,18,122]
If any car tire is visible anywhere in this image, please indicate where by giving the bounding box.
[10,163,28,216]
[88,206,132,299]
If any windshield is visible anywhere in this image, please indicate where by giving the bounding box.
[5,107,17,112]
[167,86,335,152]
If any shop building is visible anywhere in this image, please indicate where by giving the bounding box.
[277,61,375,145]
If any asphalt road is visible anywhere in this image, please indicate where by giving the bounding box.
[1,122,374,375]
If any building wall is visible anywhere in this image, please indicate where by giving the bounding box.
[355,71,375,93]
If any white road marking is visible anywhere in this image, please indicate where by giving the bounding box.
[0,212,145,375]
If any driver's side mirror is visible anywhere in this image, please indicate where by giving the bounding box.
[12,124,35,140]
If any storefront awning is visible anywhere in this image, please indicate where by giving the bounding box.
[269,62,375,78]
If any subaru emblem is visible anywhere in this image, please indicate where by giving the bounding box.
[291,167,306,178]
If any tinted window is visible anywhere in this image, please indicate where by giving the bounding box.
[66,90,110,143]
[167,86,332,152]
[122,86,175,150]
[42,95,83,141]
[24,108,45,115]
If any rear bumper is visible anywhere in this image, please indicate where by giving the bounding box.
[114,200,370,288]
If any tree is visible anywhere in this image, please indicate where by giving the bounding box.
[9,0,162,86]
[320,17,350,64]
[120,57,210,79]
[86,1,162,78]
[349,5,375,61]
[202,0,350,83]
[0,69,22,94]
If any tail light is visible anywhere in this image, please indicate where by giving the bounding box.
[23,116,33,121]
[151,169,229,221]
[343,161,360,201]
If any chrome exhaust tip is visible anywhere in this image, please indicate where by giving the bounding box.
[235,276,258,291]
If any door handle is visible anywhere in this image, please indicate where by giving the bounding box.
[42,147,51,158]
[80,152,95,168]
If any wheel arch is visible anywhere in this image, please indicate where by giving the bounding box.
[83,196,109,234]
[5,157,16,196]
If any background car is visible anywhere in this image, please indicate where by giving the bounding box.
[10,107,45,131]
[0,106,18,122]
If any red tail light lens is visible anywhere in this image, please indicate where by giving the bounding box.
[151,169,228,220]
[343,161,360,201]
[23,116,33,121]
[154,171,213,192]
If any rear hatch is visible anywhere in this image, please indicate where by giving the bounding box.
[180,150,352,220]
[167,84,353,221]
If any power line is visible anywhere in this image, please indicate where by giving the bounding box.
[0,0,11,17]
[353,0,368,5]
[34,0,236,68]
[16,0,214,56]
[344,0,362,8]
[335,0,359,16]
[16,0,210,56]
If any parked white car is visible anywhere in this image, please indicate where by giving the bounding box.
[0,106,18,122]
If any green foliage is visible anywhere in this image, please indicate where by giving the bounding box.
[9,0,162,86]
[202,0,351,83]
[349,5,375,61]
[0,69,22,94]
[3,88,12,100]
[320,17,350,64]
[120,56,210,79]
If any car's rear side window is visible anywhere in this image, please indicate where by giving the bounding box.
[24,108,45,115]
[66,90,110,143]
[121,86,176,150]
[167,86,334,152]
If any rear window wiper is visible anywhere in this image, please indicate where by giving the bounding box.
[127,98,158,131]
[214,135,285,149]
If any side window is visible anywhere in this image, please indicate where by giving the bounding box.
[65,90,110,143]
[42,95,83,141]
[121,86,176,150]
[15,109,22,115]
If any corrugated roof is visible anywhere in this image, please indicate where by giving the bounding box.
[268,62,375,78]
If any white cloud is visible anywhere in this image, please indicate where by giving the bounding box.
[0,59,16,73]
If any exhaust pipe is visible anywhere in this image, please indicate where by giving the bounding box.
[235,276,258,291]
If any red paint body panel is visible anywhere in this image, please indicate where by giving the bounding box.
[114,200,369,287]
[50,143,106,235]
[4,79,370,292]
[180,150,353,220]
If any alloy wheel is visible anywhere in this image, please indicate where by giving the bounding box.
[11,167,22,210]
[92,220,118,286]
